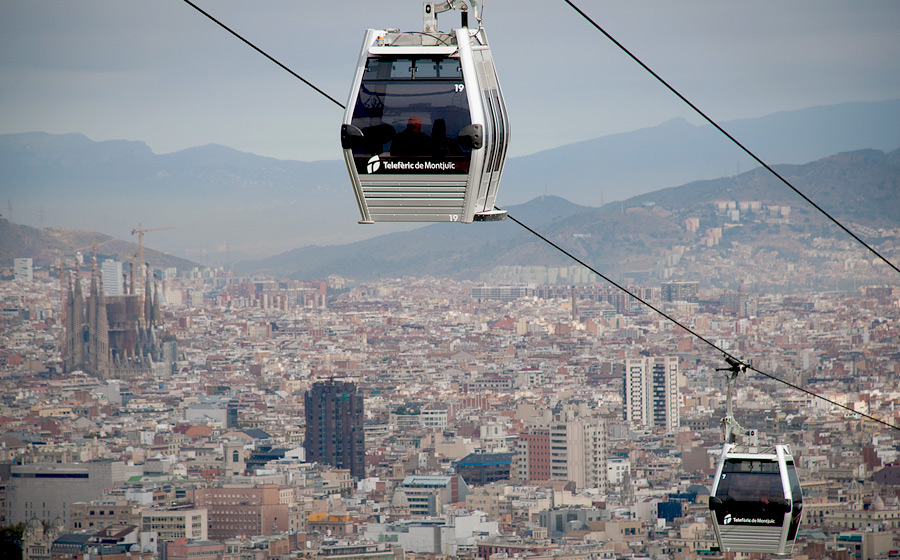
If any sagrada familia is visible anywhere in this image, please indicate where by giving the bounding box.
[61,256,169,379]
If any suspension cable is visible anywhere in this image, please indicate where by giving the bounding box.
[502,210,900,432]
[562,0,900,277]
[177,1,900,432]
[180,0,346,109]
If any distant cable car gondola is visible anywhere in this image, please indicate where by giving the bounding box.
[340,1,508,224]
[708,357,803,555]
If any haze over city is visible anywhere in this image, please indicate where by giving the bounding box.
[2,1,899,162]
[1,1,899,560]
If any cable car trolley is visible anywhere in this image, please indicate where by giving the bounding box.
[708,357,803,555]
[340,1,509,224]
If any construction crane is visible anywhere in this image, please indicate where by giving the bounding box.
[131,224,175,292]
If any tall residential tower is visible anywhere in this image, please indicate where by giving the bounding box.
[623,356,680,432]
[304,379,365,479]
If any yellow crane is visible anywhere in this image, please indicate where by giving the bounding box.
[131,224,175,292]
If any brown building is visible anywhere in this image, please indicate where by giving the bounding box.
[304,380,365,479]
[163,537,240,560]
[70,500,141,531]
[513,430,551,482]
[192,485,288,541]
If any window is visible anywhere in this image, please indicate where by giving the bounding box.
[350,57,472,172]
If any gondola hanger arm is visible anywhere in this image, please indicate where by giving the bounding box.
[424,1,478,33]
[718,356,758,446]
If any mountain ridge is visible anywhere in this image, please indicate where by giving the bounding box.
[234,147,900,282]
[2,99,899,263]
[5,147,898,293]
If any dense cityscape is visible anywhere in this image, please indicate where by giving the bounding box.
[1,242,898,560]
[2,1,898,559]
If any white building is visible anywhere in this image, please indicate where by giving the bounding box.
[363,511,498,555]
[549,404,607,491]
[623,356,680,432]
[607,457,631,485]
[14,258,33,281]
[101,259,124,295]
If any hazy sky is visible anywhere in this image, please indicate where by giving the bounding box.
[2,0,899,163]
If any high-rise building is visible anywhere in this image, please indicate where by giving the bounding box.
[101,259,124,296]
[661,281,698,303]
[512,430,551,482]
[623,356,680,432]
[546,404,607,492]
[304,379,365,479]
[13,258,33,281]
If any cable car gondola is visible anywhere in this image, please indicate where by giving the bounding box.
[708,357,803,555]
[340,1,508,224]
[710,443,803,555]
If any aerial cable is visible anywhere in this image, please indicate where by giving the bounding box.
[562,0,900,278]
[177,1,899,432]
[502,209,900,433]
[179,0,346,109]
[181,0,898,275]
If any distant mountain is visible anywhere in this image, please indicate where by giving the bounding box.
[0,132,361,263]
[238,148,900,282]
[503,99,900,206]
[234,196,596,279]
[2,99,899,264]
[0,218,196,271]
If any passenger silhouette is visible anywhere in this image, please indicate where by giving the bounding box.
[391,116,430,157]
[430,119,460,159]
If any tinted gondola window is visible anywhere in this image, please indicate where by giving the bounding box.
[716,460,784,503]
[351,57,471,173]
[786,462,802,504]
[785,461,803,539]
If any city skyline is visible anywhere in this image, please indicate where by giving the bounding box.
[2,1,899,163]
[2,3,899,553]
[1,266,899,558]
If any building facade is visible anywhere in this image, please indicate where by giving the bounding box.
[548,408,607,491]
[304,379,365,479]
[623,356,680,432]
[141,508,208,542]
[396,475,470,517]
[661,281,698,303]
[101,259,124,296]
[62,259,166,379]
[192,485,288,542]
[8,461,141,526]
[14,258,33,282]
[512,430,551,483]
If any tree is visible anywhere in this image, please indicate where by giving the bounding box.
[0,523,25,560]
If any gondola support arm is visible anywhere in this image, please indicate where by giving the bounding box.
[717,355,758,446]
[424,1,478,33]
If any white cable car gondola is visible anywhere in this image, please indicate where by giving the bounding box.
[709,357,803,555]
[340,1,508,224]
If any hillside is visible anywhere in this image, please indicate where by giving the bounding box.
[0,219,196,271]
[2,99,899,264]
[237,149,900,291]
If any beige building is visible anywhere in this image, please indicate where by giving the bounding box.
[192,485,288,541]
[141,507,208,541]
[549,405,607,491]
[71,500,141,530]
